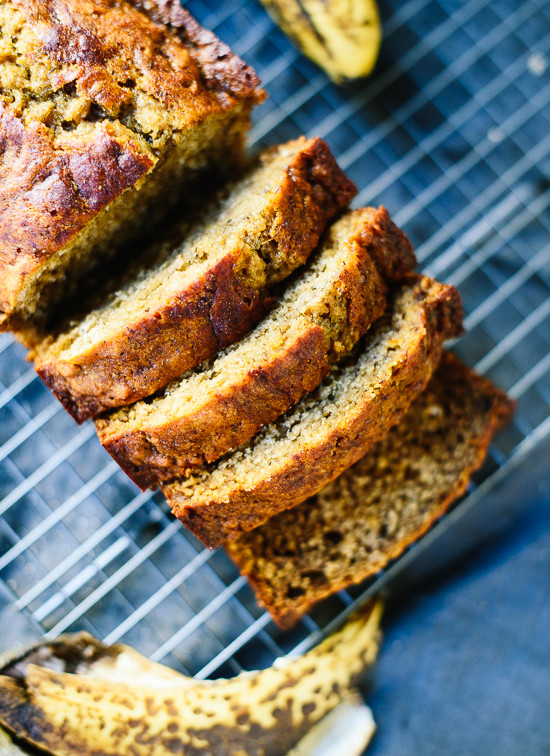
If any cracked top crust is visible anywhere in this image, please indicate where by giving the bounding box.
[129,0,262,98]
[1,0,260,141]
[0,0,262,320]
[0,102,155,313]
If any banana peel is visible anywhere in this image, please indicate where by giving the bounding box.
[0,599,382,756]
[261,0,382,83]
[287,690,376,755]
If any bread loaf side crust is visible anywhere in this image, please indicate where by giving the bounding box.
[0,103,155,318]
[0,0,261,325]
[97,206,414,488]
[226,354,515,628]
[166,275,464,547]
[98,325,329,488]
[35,137,356,421]
[37,250,274,422]
[256,137,358,284]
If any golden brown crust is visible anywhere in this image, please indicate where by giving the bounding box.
[35,137,356,422]
[129,0,264,99]
[97,206,414,489]
[98,325,329,488]
[166,275,464,547]
[0,102,155,317]
[0,0,261,325]
[10,0,253,117]
[257,137,358,283]
[355,206,416,280]
[226,354,515,628]
[37,251,275,422]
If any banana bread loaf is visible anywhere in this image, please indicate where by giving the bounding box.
[32,137,356,422]
[0,0,263,331]
[96,206,416,489]
[164,274,463,547]
[226,353,515,628]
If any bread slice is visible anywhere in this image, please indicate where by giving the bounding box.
[96,207,416,489]
[0,0,264,331]
[164,274,463,547]
[225,353,515,628]
[31,137,356,422]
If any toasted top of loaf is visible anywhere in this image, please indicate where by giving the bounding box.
[0,0,262,323]
[96,206,416,488]
[165,274,463,547]
[33,137,356,421]
[1,0,260,138]
[129,0,261,98]
[226,353,515,628]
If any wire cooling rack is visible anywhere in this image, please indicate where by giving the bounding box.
[0,0,549,682]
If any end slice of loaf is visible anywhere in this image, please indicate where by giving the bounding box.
[225,353,515,628]
[0,0,263,331]
[164,274,463,547]
[96,206,416,489]
[32,137,356,422]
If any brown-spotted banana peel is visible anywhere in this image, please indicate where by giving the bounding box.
[0,599,382,756]
[260,0,382,83]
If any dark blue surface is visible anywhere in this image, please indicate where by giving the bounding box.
[368,441,550,755]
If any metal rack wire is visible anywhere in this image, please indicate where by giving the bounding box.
[0,0,549,683]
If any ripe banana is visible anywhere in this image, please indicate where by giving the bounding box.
[0,600,382,756]
[260,0,382,83]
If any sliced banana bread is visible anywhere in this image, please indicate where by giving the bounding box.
[0,0,263,331]
[97,207,416,489]
[32,137,356,422]
[226,353,515,628]
[164,274,463,547]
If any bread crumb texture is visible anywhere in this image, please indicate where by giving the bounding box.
[164,274,463,547]
[96,206,415,488]
[226,353,515,628]
[33,137,356,421]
